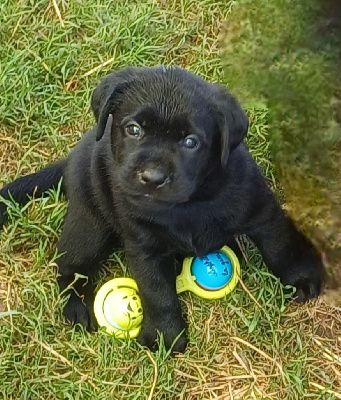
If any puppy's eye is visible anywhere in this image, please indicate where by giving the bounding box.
[183,135,199,149]
[125,123,142,138]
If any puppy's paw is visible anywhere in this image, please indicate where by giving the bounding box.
[63,291,98,332]
[281,250,324,303]
[286,272,322,303]
[0,203,7,230]
[138,314,188,354]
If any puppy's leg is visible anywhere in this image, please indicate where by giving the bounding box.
[57,205,115,331]
[246,194,324,302]
[124,239,187,353]
[225,236,243,259]
[0,160,66,227]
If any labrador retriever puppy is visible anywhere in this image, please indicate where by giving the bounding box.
[0,66,324,352]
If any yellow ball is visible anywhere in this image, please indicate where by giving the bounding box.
[94,278,143,338]
[103,288,143,330]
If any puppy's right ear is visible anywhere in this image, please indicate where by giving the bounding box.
[91,68,139,141]
[94,83,128,141]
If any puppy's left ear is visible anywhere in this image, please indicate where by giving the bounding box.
[211,84,249,167]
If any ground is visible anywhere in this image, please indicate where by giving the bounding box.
[1,1,341,399]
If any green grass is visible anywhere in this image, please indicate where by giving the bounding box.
[1,1,341,399]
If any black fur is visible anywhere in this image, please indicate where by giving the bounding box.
[0,160,66,225]
[0,66,324,353]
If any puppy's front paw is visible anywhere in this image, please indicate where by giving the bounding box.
[281,250,324,302]
[63,291,98,332]
[285,271,322,302]
[138,314,188,353]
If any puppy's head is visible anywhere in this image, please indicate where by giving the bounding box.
[91,66,248,204]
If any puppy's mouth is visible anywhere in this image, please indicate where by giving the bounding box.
[142,193,190,203]
[119,178,192,204]
[122,187,191,204]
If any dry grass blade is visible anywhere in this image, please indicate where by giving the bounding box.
[314,337,341,365]
[238,277,265,312]
[146,351,158,400]
[231,336,286,384]
[52,0,65,28]
[83,55,117,77]
[310,382,341,399]
[37,339,98,389]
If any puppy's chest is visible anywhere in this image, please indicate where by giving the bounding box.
[166,216,227,257]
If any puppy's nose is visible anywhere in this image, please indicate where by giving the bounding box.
[138,168,169,187]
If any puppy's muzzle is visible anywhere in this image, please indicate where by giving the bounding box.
[137,168,171,189]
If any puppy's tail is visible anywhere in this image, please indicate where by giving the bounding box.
[0,159,67,227]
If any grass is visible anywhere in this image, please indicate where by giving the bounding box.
[219,0,341,292]
[0,1,341,399]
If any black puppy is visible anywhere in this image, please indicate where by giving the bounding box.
[0,66,324,352]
